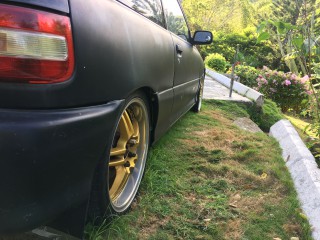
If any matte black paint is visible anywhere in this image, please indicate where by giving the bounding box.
[0,0,176,109]
[154,88,174,140]
[0,0,208,237]
[1,0,69,13]
[0,101,124,234]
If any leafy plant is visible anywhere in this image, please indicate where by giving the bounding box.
[200,32,279,69]
[257,0,320,137]
[205,53,229,72]
[182,0,255,34]
[256,66,310,113]
[232,64,262,87]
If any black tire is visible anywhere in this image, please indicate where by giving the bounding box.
[88,92,150,224]
[192,78,204,113]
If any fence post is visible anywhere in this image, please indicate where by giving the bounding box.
[229,44,240,98]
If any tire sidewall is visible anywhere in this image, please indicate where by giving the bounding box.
[193,78,204,113]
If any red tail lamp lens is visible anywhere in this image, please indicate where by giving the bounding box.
[0,4,74,84]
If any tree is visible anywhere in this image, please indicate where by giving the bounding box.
[257,0,320,74]
[258,0,320,138]
[251,0,272,24]
[182,0,255,33]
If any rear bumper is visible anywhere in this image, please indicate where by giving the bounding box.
[0,100,124,234]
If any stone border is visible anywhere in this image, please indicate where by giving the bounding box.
[206,69,264,106]
[270,120,320,240]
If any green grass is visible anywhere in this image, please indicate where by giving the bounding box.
[202,98,284,132]
[284,114,320,167]
[203,99,249,119]
[285,114,317,139]
[87,100,311,240]
[247,99,284,132]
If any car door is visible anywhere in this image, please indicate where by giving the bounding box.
[162,0,200,122]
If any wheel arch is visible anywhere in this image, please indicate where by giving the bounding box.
[127,87,159,144]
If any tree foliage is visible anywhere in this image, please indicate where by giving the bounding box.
[182,0,255,33]
[251,0,272,23]
[257,0,320,74]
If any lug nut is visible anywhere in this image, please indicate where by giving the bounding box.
[128,139,137,145]
[124,161,130,167]
[128,152,137,158]
[130,167,135,173]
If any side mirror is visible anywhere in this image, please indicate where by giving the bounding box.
[192,31,213,45]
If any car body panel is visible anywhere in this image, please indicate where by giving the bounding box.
[171,34,204,121]
[172,79,199,122]
[0,0,208,237]
[0,100,124,233]
[0,0,175,110]
[1,0,69,13]
[154,88,174,140]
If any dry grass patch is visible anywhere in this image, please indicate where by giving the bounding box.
[137,215,171,240]
[224,219,245,240]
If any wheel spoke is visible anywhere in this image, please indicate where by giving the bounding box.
[112,110,135,158]
[109,166,130,201]
[132,119,140,144]
[110,146,126,157]
[109,157,126,167]
[119,110,134,141]
[130,156,138,166]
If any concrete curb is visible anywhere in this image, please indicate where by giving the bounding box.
[270,120,320,240]
[206,69,264,107]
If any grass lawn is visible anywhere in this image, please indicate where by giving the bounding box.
[285,115,317,139]
[285,114,320,167]
[87,100,312,240]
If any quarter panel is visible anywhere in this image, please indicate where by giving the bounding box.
[154,88,174,140]
[0,0,174,109]
[0,101,124,233]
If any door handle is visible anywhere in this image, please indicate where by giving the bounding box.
[176,44,183,56]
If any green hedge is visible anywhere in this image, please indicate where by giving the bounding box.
[247,99,283,132]
[200,32,280,70]
[205,53,229,72]
[233,65,261,87]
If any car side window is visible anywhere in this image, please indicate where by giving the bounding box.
[161,0,189,41]
[118,0,165,27]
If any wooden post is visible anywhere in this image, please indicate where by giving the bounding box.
[229,44,240,98]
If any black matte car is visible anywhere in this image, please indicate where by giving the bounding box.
[0,0,212,238]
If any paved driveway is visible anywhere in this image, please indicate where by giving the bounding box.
[203,76,251,103]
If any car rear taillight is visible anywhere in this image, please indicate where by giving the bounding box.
[0,4,74,84]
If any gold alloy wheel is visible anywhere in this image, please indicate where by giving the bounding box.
[108,98,149,212]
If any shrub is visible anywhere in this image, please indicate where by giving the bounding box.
[205,53,228,72]
[200,32,280,69]
[233,64,261,87]
[202,44,235,63]
[256,66,310,113]
[247,99,283,132]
